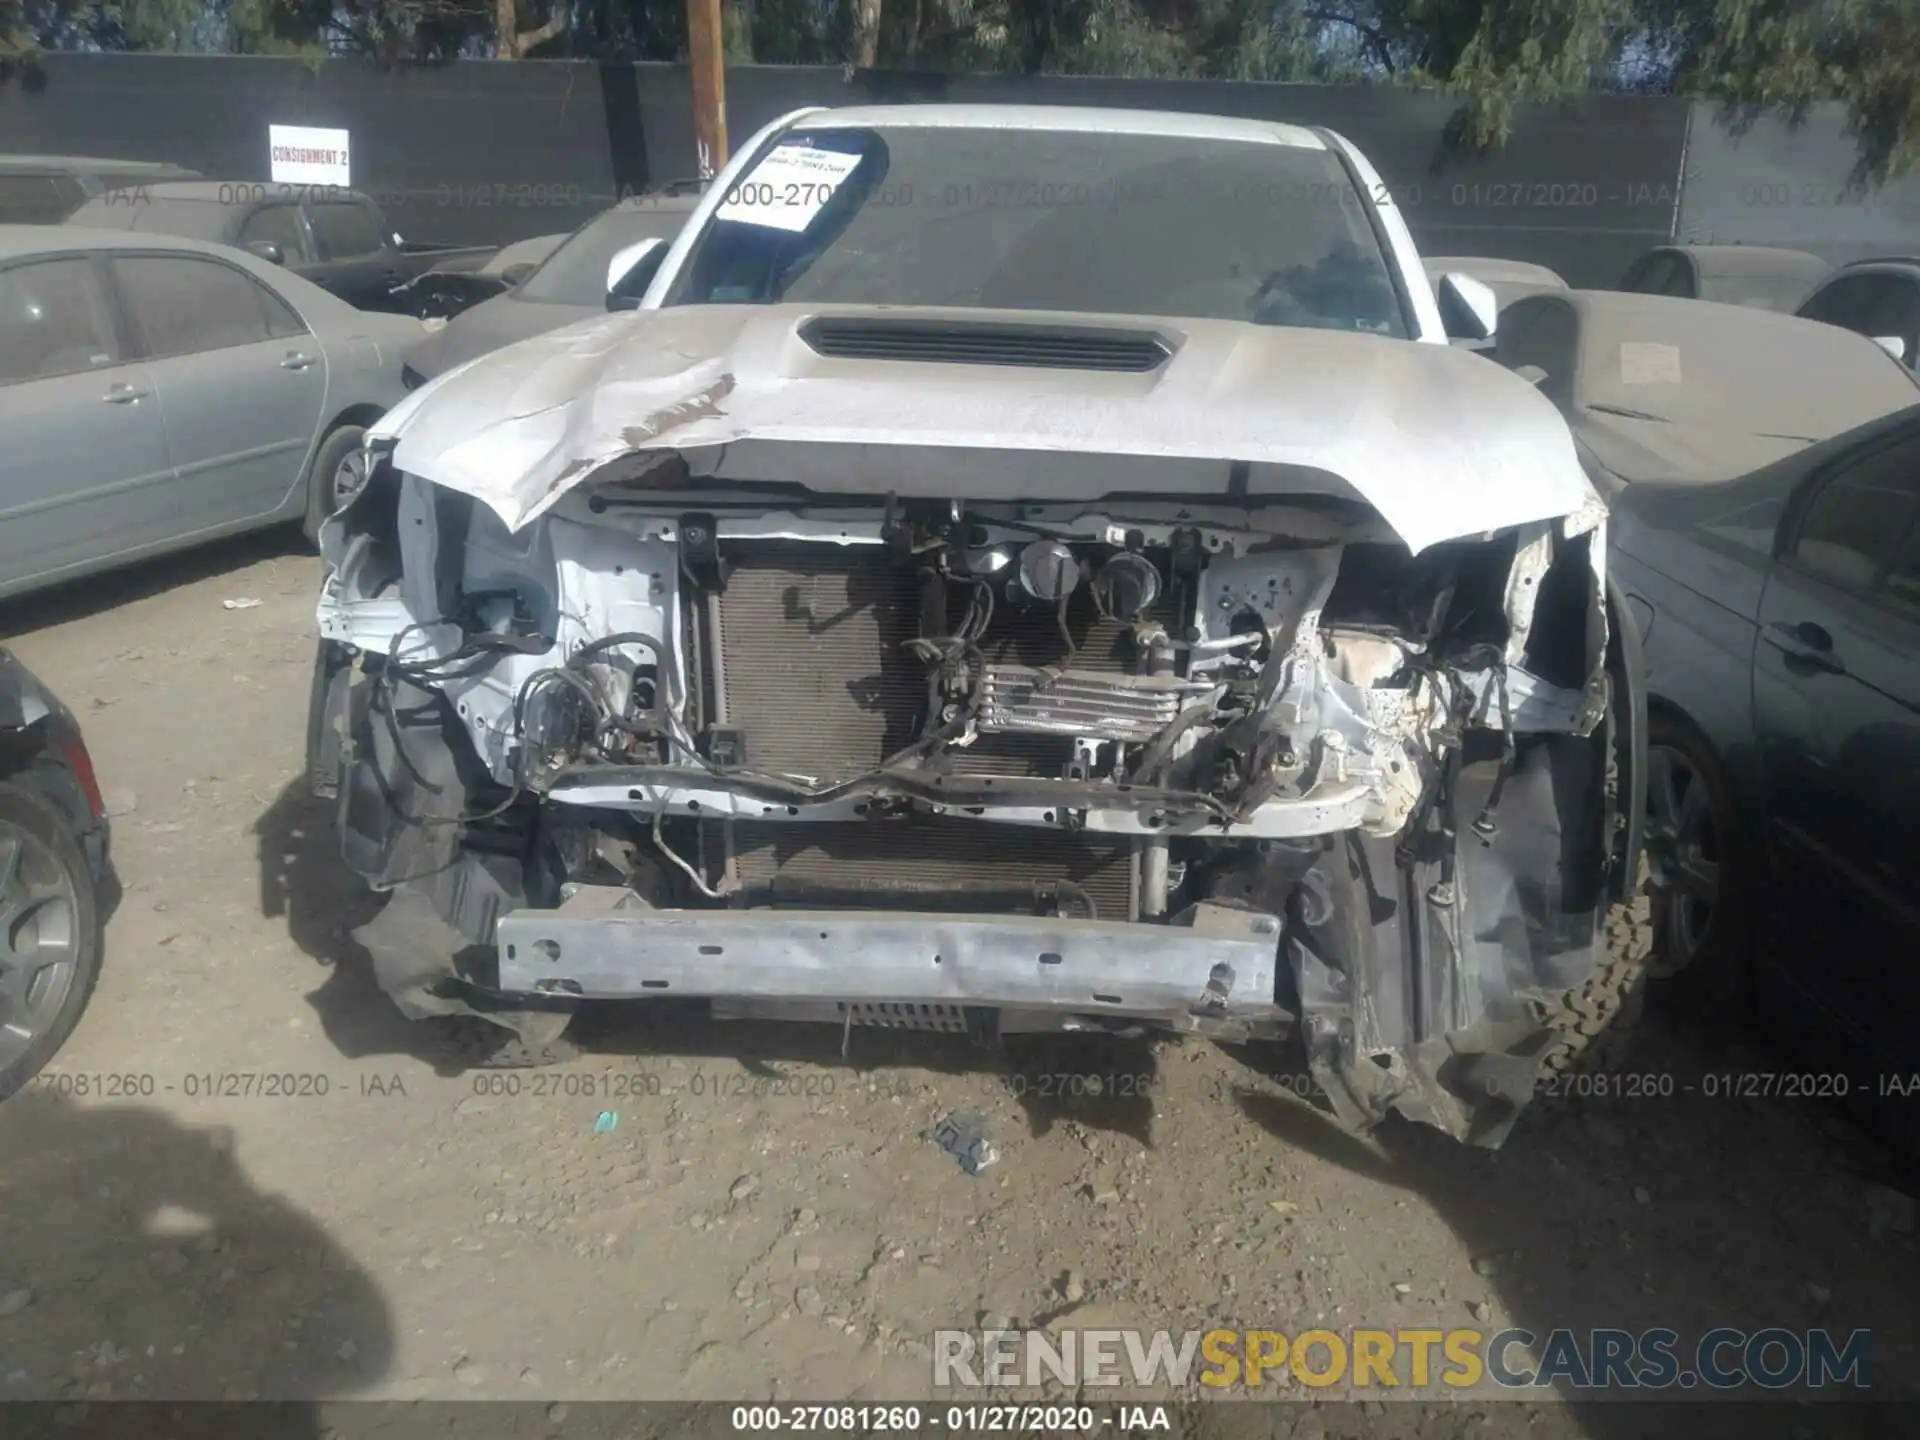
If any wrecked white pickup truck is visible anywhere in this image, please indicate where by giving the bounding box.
[309,105,1649,1145]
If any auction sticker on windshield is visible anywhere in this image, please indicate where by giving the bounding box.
[717,143,865,233]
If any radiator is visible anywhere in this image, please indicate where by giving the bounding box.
[712,540,1148,783]
[712,542,923,784]
[708,542,1140,920]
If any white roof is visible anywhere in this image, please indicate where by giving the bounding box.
[797,104,1327,150]
[0,224,243,261]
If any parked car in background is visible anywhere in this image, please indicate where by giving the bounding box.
[1491,289,1920,496]
[401,185,700,383]
[0,225,424,597]
[1793,257,1920,368]
[1608,400,1920,1145]
[1422,255,1568,308]
[66,182,497,314]
[1492,288,1920,1141]
[0,154,202,225]
[1618,244,1831,312]
[0,647,117,1099]
[390,230,572,321]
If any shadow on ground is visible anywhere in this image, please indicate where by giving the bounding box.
[0,1087,393,1426]
[0,530,307,639]
[255,778,1162,1147]
[1224,1026,1919,1436]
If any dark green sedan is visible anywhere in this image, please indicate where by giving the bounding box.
[1493,287,1920,1133]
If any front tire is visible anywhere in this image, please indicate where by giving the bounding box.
[1537,710,1751,1079]
[301,424,370,548]
[1642,710,1750,1012]
[0,782,103,1101]
[1538,885,1656,1078]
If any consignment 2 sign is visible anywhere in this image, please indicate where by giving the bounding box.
[269,125,352,188]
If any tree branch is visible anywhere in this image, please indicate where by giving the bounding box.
[1301,5,1395,73]
[514,8,567,53]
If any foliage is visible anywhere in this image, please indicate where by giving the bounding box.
[6,0,1919,176]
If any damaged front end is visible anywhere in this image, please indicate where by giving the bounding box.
[311,434,1643,1145]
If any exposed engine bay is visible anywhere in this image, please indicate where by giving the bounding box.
[312,452,1642,1146]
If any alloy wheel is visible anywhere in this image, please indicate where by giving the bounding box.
[1643,742,1721,977]
[333,447,370,511]
[0,822,81,1073]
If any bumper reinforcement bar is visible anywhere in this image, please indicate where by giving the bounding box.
[495,898,1283,1020]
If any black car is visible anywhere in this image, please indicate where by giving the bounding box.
[402,185,700,383]
[1610,407,1920,1134]
[65,182,497,314]
[1490,294,1920,1130]
[0,154,203,225]
[1487,288,1920,1139]
[0,646,118,1099]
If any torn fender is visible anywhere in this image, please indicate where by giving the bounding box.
[1279,577,1644,1146]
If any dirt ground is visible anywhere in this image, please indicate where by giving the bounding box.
[1,532,1917,1435]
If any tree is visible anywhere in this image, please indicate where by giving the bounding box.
[493,0,566,55]
[1661,0,1920,178]
[850,0,881,66]
[1,0,34,80]
[9,0,1920,178]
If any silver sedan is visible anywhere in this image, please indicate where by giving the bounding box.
[0,225,424,600]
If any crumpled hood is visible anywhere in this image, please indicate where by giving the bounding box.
[374,303,1597,554]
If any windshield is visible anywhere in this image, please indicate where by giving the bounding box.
[665,125,1408,336]
[515,199,695,305]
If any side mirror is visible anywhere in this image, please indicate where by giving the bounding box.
[1871,334,1910,363]
[606,237,667,311]
[1436,272,1499,341]
[246,240,285,266]
[500,261,537,289]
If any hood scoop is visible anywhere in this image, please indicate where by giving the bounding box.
[798,316,1173,373]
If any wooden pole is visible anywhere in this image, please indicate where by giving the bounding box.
[687,0,729,181]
